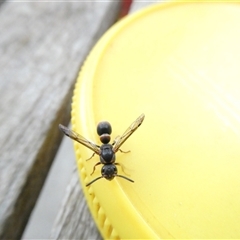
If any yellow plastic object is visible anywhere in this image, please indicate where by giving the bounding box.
[72,1,240,239]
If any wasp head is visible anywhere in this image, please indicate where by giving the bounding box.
[101,164,117,180]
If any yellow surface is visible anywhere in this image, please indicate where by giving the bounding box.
[72,2,240,239]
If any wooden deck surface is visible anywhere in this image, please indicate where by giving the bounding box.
[0,1,161,239]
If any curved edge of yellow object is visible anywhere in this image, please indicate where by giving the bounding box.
[71,0,234,238]
[70,3,169,239]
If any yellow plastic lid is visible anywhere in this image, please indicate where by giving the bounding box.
[72,1,240,239]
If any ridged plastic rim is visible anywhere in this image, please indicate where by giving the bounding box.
[70,3,173,239]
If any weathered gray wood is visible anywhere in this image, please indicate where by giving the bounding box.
[51,168,102,240]
[50,1,165,239]
[129,0,162,13]
[0,1,120,239]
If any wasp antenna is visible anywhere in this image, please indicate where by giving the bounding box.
[116,174,134,183]
[86,176,103,187]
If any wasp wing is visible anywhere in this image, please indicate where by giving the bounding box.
[112,113,145,152]
[59,124,100,155]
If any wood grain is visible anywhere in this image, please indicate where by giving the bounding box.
[51,168,102,240]
[0,1,120,239]
[129,0,161,13]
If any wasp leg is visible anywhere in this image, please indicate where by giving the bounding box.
[115,162,129,175]
[119,149,130,153]
[86,152,95,161]
[90,162,101,175]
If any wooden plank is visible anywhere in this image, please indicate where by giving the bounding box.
[129,0,162,13]
[0,1,120,239]
[50,1,165,239]
[51,169,102,240]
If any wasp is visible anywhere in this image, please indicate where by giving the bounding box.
[59,114,145,187]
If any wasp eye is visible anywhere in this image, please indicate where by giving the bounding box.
[97,121,112,136]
